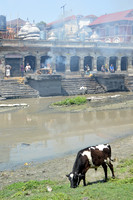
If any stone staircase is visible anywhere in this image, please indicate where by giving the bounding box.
[0,79,39,99]
[125,75,133,92]
[61,76,105,96]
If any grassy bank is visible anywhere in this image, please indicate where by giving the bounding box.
[52,96,87,106]
[0,158,133,200]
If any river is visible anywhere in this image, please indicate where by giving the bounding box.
[0,93,133,171]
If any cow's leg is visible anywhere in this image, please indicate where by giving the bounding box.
[108,162,115,179]
[77,176,82,186]
[82,175,86,186]
[78,174,86,186]
[102,163,108,181]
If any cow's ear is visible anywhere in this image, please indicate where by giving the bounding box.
[66,174,69,177]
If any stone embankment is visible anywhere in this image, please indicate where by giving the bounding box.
[0,74,133,99]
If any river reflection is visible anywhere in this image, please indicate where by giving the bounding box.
[0,95,133,170]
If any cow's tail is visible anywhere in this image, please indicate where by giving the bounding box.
[108,144,115,162]
[109,157,116,162]
[109,158,115,162]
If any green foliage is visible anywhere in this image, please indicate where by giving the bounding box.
[53,96,87,106]
[36,21,46,31]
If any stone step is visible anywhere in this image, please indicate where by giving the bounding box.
[0,79,39,99]
[61,77,105,95]
[125,76,133,91]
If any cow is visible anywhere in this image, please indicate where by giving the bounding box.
[66,144,115,188]
[79,86,87,95]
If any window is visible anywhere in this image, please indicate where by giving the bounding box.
[100,28,105,37]
[115,25,119,35]
[106,27,109,36]
[132,25,133,35]
[96,28,99,35]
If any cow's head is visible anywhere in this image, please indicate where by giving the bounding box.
[66,172,82,188]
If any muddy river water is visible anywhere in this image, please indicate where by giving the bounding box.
[0,93,133,171]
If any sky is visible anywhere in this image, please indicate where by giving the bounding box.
[0,0,133,24]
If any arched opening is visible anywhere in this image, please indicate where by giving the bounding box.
[40,56,52,68]
[25,56,36,71]
[109,56,117,71]
[70,56,79,72]
[121,56,128,71]
[97,56,105,71]
[84,56,93,71]
[56,56,66,72]
[5,54,23,77]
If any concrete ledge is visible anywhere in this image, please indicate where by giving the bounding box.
[26,74,62,81]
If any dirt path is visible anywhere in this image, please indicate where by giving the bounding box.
[0,134,133,190]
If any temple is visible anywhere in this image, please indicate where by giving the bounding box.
[0,9,133,78]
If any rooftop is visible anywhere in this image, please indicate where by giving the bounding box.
[90,9,133,26]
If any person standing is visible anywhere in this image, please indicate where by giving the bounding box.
[5,64,12,78]
[25,63,31,72]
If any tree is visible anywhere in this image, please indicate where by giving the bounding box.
[36,21,46,31]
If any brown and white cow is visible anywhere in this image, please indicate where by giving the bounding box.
[66,144,115,188]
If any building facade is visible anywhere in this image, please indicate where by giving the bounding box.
[89,9,133,43]
[0,39,133,77]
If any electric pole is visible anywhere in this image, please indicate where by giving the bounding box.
[61,4,66,16]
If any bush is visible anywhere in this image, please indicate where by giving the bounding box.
[53,96,87,106]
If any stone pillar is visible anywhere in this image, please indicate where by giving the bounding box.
[36,55,41,70]
[65,55,71,74]
[128,57,133,73]
[22,57,25,67]
[79,56,84,73]
[51,56,56,73]
[105,57,109,70]
[0,57,5,78]
[93,57,97,71]
[117,57,121,72]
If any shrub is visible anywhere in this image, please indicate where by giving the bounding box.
[53,96,87,106]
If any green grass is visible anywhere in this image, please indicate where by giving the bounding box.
[52,96,87,106]
[0,178,133,200]
[0,159,133,200]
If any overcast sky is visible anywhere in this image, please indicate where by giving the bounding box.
[0,0,133,23]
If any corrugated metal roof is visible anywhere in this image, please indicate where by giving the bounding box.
[47,15,97,28]
[47,15,76,27]
[90,9,133,26]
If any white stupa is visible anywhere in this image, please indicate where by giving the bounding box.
[18,20,40,40]
[24,22,40,40]
[79,28,89,41]
[18,20,32,39]
[113,37,121,43]
[90,31,99,41]
[47,31,57,41]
